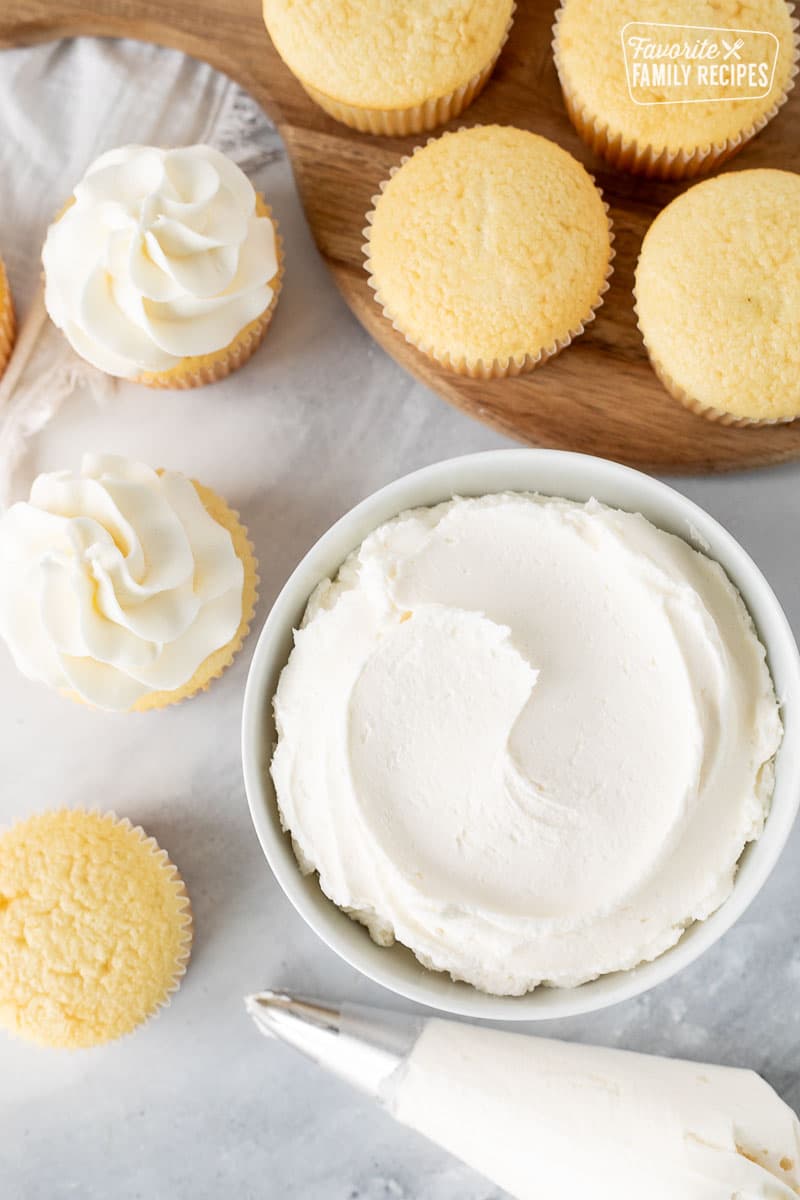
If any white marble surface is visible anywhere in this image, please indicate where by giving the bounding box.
[0,38,799,1200]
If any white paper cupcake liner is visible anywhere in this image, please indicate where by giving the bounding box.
[363,133,615,379]
[294,7,515,135]
[637,330,798,427]
[552,3,800,180]
[0,809,193,1048]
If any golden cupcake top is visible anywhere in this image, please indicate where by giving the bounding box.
[263,0,514,109]
[365,124,612,371]
[554,0,798,154]
[0,810,192,1048]
[635,168,800,423]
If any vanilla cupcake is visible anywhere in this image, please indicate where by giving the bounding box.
[0,454,258,710]
[635,168,800,425]
[262,0,514,134]
[553,0,798,178]
[364,125,613,378]
[0,810,192,1048]
[0,255,15,378]
[42,145,283,388]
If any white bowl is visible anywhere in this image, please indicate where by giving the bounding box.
[242,450,800,1020]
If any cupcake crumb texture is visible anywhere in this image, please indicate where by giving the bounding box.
[555,0,798,157]
[0,810,192,1048]
[263,0,514,110]
[366,125,612,372]
[635,168,800,423]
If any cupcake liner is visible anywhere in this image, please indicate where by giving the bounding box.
[552,4,800,180]
[0,809,192,1048]
[362,135,615,379]
[130,481,259,711]
[298,9,514,136]
[109,812,194,1014]
[632,279,799,427]
[291,6,515,136]
[0,259,16,378]
[137,197,283,389]
[638,331,797,427]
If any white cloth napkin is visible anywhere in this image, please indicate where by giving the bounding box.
[0,37,278,505]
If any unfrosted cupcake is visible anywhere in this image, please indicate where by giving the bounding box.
[0,454,258,710]
[364,125,613,378]
[635,168,800,425]
[262,0,515,134]
[0,810,192,1048]
[553,0,798,178]
[0,255,15,379]
[42,145,283,388]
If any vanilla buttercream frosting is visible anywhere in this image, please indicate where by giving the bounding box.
[0,454,244,710]
[271,493,782,994]
[391,1019,800,1199]
[42,144,278,379]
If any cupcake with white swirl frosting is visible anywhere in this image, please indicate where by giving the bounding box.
[42,145,283,389]
[0,454,258,711]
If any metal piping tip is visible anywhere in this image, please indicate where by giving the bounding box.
[244,990,424,1100]
[245,990,343,1040]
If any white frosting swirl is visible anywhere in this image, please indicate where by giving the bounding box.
[272,493,782,995]
[42,145,278,379]
[0,454,244,710]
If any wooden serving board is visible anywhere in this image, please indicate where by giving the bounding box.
[2,1,799,472]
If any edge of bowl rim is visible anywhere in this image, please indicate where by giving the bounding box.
[241,448,800,1021]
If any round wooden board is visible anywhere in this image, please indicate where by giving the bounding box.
[2,0,799,472]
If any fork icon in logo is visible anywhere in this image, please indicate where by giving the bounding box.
[722,37,745,59]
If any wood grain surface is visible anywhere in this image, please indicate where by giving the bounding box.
[2,0,799,472]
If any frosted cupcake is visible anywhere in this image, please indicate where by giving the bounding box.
[0,454,258,710]
[0,255,15,379]
[635,168,800,425]
[262,0,515,134]
[0,810,192,1048]
[364,125,613,378]
[553,0,798,178]
[42,145,282,388]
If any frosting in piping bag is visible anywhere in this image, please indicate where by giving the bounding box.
[391,1019,800,1200]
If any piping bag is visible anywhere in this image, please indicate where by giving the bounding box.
[246,990,800,1200]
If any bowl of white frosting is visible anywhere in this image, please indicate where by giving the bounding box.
[242,450,800,1018]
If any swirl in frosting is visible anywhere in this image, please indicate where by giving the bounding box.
[272,493,782,994]
[0,455,244,710]
[42,145,278,379]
